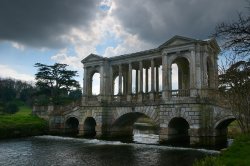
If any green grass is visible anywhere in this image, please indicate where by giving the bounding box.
[228,121,242,138]
[194,134,250,166]
[0,105,48,139]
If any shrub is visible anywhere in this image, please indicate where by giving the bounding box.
[5,102,19,114]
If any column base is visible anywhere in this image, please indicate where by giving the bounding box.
[127,94,132,102]
[149,92,155,100]
[138,93,143,102]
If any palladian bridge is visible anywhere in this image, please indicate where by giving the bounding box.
[33,36,235,146]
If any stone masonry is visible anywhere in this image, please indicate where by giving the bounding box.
[33,35,235,146]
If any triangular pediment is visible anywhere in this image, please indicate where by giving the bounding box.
[81,54,104,63]
[158,35,198,48]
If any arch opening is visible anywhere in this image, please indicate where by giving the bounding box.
[168,117,190,145]
[111,112,159,143]
[214,117,237,147]
[114,76,124,95]
[65,117,79,136]
[91,72,100,95]
[171,57,190,97]
[83,117,96,138]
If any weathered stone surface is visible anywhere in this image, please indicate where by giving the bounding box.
[33,35,235,146]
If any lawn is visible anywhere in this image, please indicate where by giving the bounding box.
[194,134,250,166]
[0,105,48,139]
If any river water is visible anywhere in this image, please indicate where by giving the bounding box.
[0,135,219,166]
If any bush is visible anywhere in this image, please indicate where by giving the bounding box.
[5,102,19,114]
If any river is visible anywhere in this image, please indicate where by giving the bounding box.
[0,135,219,166]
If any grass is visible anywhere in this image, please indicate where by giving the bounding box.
[0,104,48,139]
[227,120,242,138]
[193,134,250,166]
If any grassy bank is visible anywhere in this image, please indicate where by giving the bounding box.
[0,105,48,139]
[194,134,250,166]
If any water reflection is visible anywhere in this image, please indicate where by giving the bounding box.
[0,136,219,166]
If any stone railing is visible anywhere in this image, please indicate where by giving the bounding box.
[170,89,190,97]
[86,95,99,102]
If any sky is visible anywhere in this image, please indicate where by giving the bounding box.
[0,0,247,89]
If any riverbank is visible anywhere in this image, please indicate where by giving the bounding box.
[0,105,48,139]
[194,134,250,166]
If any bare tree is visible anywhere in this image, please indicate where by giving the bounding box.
[214,4,250,58]
[214,3,250,133]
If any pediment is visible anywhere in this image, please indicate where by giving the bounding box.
[158,35,198,48]
[81,54,104,63]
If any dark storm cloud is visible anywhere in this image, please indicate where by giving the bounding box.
[114,0,247,45]
[0,0,99,48]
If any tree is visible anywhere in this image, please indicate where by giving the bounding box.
[219,61,250,133]
[34,63,80,104]
[214,3,250,133]
[214,6,250,57]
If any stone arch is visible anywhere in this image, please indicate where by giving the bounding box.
[214,115,236,129]
[168,53,191,68]
[112,106,159,125]
[88,67,101,95]
[83,117,97,137]
[65,116,80,136]
[111,111,159,140]
[166,108,193,127]
[172,57,190,90]
[167,117,190,145]
[213,115,236,147]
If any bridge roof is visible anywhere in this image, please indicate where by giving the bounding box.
[81,35,220,64]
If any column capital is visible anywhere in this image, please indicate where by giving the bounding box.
[161,50,169,56]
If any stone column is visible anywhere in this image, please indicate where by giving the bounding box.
[191,49,199,97]
[145,68,148,93]
[150,59,155,100]
[99,65,105,102]
[161,54,170,100]
[110,66,113,100]
[127,63,132,101]
[156,66,159,92]
[119,64,123,95]
[139,61,143,93]
[82,67,88,102]
[151,59,155,92]
[138,61,143,102]
[88,75,92,96]
[135,69,138,94]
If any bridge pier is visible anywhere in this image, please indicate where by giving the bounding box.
[33,36,235,148]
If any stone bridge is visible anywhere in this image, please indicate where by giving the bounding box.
[33,36,235,146]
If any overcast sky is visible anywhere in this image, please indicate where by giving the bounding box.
[0,0,247,87]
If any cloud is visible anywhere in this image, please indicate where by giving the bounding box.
[0,0,99,48]
[0,64,35,82]
[11,42,25,50]
[113,0,247,45]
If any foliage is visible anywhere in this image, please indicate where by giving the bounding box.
[215,2,250,133]
[0,78,36,113]
[5,102,19,114]
[34,63,80,105]
[219,61,250,133]
[0,105,48,139]
[193,134,250,166]
[69,89,82,100]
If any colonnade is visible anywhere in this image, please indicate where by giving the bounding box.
[82,36,219,103]
[111,59,162,97]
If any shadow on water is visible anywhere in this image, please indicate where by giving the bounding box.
[0,136,218,166]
